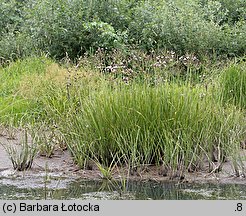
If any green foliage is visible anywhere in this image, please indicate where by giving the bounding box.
[221,21,246,56]
[0,32,35,62]
[219,61,246,109]
[201,0,246,24]
[0,0,245,61]
[22,0,86,59]
[0,55,245,174]
[0,0,23,36]
[21,0,123,59]
[62,82,245,170]
[0,0,32,61]
[81,0,138,30]
[81,21,122,52]
[0,56,52,124]
[0,56,50,97]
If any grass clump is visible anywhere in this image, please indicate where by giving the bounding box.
[63,82,245,172]
[2,130,38,171]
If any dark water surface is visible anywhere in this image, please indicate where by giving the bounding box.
[1,177,246,200]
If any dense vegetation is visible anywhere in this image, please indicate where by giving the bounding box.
[0,0,245,61]
[0,0,245,178]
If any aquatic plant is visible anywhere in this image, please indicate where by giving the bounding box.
[2,130,38,171]
[31,123,65,158]
[63,81,245,173]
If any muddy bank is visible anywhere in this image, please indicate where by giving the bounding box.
[0,129,246,186]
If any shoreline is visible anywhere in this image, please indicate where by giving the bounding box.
[1,130,246,187]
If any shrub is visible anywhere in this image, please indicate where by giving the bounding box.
[0,0,31,62]
[81,21,122,52]
[200,0,246,24]
[22,0,123,59]
[0,0,245,60]
[0,0,23,36]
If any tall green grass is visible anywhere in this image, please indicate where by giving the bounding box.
[0,56,245,175]
[0,56,52,124]
[219,62,246,110]
[62,82,245,171]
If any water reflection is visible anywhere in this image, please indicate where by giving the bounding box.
[1,179,246,200]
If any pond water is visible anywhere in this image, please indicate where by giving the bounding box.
[1,174,246,200]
